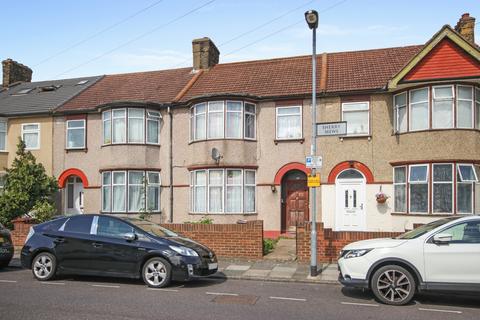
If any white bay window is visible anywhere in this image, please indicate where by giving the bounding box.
[409,88,429,131]
[476,88,480,129]
[394,93,407,133]
[432,164,453,213]
[191,101,256,141]
[409,165,429,213]
[128,109,145,143]
[393,167,407,213]
[457,85,474,128]
[432,86,454,129]
[191,169,256,214]
[457,164,478,214]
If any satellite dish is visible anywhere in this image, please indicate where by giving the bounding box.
[211,148,222,164]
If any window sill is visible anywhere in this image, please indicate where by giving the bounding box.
[391,212,457,217]
[101,143,161,148]
[188,212,257,215]
[66,148,88,153]
[392,128,480,136]
[339,135,371,141]
[274,138,304,145]
[189,138,257,145]
[0,150,8,154]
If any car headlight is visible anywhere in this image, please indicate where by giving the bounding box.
[343,249,372,259]
[169,245,199,257]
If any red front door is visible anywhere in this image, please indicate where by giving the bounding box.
[284,179,309,232]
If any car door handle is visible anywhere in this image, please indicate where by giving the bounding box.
[54,237,65,244]
[92,242,103,248]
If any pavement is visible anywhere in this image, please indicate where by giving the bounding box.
[9,251,339,284]
[1,266,479,320]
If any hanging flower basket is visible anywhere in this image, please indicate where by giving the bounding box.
[375,192,389,204]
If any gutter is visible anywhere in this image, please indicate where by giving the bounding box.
[168,105,174,223]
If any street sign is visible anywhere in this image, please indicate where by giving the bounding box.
[316,121,347,136]
[307,174,321,187]
[306,156,323,169]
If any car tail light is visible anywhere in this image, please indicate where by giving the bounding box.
[25,227,34,244]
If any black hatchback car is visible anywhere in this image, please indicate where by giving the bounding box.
[21,215,218,288]
[0,223,14,268]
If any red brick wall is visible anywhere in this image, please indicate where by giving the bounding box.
[9,218,264,259]
[161,220,264,259]
[297,223,402,263]
[11,218,35,247]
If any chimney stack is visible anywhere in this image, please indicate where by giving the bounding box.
[2,59,32,87]
[454,13,475,44]
[192,37,219,71]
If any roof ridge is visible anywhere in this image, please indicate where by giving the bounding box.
[103,66,191,78]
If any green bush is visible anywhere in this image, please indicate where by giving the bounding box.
[184,216,214,224]
[263,238,278,255]
[31,201,56,223]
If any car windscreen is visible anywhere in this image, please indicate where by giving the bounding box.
[396,217,461,239]
[126,219,178,238]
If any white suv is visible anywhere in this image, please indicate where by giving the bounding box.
[338,216,480,305]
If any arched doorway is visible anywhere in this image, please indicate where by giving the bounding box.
[335,169,366,231]
[281,170,309,233]
[58,168,89,216]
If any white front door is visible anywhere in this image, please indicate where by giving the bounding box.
[336,179,366,231]
[65,177,84,215]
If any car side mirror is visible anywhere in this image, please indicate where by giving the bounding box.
[123,232,137,241]
[433,233,452,244]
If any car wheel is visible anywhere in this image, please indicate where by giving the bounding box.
[32,252,57,281]
[142,257,172,288]
[371,265,416,306]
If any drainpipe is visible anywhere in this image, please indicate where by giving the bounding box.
[168,106,174,223]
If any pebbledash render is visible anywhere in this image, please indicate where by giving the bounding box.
[44,14,480,236]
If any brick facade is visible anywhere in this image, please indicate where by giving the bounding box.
[296,222,402,263]
[9,218,264,260]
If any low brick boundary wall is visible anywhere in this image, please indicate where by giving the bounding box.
[161,220,264,259]
[11,218,36,247]
[297,223,402,263]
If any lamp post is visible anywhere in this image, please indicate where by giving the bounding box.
[305,9,318,277]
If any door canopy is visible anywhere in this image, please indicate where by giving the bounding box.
[58,168,89,188]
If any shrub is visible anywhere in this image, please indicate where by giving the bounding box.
[263,238,278,255]
[30,201,56,223]
[184,216,214,224]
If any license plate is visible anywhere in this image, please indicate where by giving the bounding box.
[208,263,218,270]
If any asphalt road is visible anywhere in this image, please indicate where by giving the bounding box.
[1,267,479,320]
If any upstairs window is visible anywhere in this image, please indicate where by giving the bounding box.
[22,123,40,150]
[342,102,369,136]
[0,119,6,151]
[476,88,480,128]
[457,85,474,128]
[393,93,407,133]
[432,86,454,129]
[190,100,256,141]
[276,106,302,139]
[66,119,86,149]
[409,88,429,131]
[102,108,161,146]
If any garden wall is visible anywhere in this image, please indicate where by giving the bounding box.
[296,222,402,263]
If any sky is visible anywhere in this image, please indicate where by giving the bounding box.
[1,0,478,81]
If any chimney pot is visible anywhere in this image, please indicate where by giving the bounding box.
[454,13,475,44]
[2,59,32,87]
[192,37,219,71]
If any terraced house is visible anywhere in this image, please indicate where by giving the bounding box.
[4,14,479,237]
[0,59,101,190]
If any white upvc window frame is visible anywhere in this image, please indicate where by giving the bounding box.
[457,163,478,182]
[21,123,40,150]
[275,105,303,140]
[244,169,257,213]
[65,119,86,149]
[409,88,430,132]
[127,108,145,144]
[432,163,454,214]
[341,101,370,136]
[432,85,454,129]
[393,92,407,133]
[192,103,207,141]
[225,169,243,213]
[112,170,127,213]
[456,163,478,215]
[191,170,207,213]
[207,101,225,139]
[101,171,112,212]
[102,110,112,145]
[393,166,407,213]
[456,85,474,129]
[225,100,243,139]
[0,118,7,152]
[408,164,429,214]
[146,110,161,145]
[112,108,127,144]
[244,102,256,140]
[208,169,224,213]
[146,171,161,212]
[127,170,145,213]
[476,88,480,129]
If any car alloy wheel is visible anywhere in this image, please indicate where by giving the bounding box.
[32,252,56,281]
[371,265,415,306]
[142,257,171,288]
